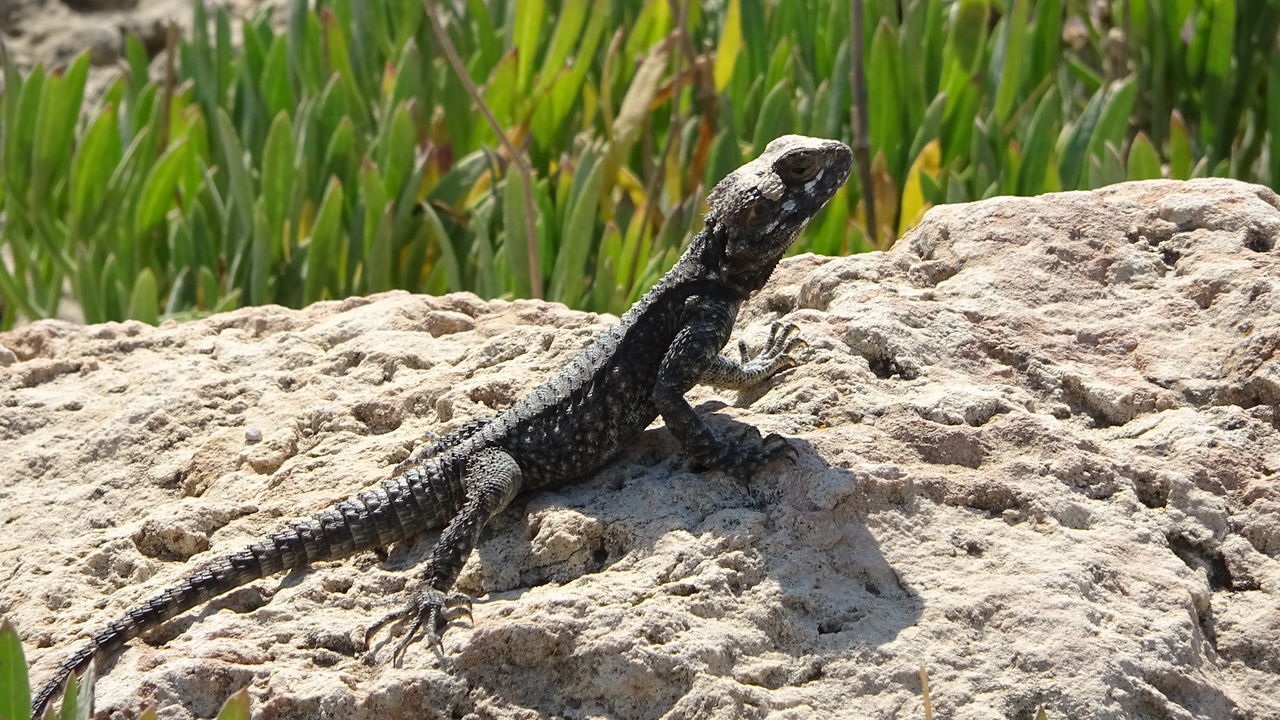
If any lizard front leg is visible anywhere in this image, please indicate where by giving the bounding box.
[700,321,806,391]
[367,446,521,663]
[654,305,796,479]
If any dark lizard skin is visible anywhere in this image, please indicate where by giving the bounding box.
[30,135,852,718]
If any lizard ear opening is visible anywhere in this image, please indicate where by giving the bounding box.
[744,199,774,231]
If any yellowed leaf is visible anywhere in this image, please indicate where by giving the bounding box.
[463,169,495,210]
[612,35,672,155]
[614,165,647,208]
[871,151,898,250]
[898,139,941,237]
[713,0,742,92]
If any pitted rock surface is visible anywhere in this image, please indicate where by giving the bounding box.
[2,178,1277,719]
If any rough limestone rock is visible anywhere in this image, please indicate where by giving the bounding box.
[2,178,1278,720]
[0,0,287,106]
[1,1,286,67]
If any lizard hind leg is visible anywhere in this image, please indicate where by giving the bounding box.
[365,446,522,665]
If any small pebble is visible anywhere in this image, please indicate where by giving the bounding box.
[245,427,263,444]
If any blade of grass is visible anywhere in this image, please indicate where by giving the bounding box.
[549,154,603,305]
[713,0,742,92]
[358,157,392,292]
[751,80,793,153]
[808,184,849,255]
[991,0,1028,127]
[612,32,673,167]
[260,111,295,246]
[249,208,271,306]
[197,264,219,310]
[906,91,946,166]
[0,619,30,720]
[1057,82,1106,189]
[214,688,250,720]
[535,0,588,94]
[849,0,877,247]
[128,267,160,324]
[1026,0,1062,94]
[69,104,123,237]
[1126,131,1161,180]
[1267,53,1280,185]
[30,63,73,213]
[899,139,940,236]
[502,169,534,297]
[420,200,461,291]
[1016,87,1059,195]
[1088,76,1136,160]
[866,19,902,178]
[514,0,546,95]
[211,107,255,238]
[870,150,897,248]
[305,177,344,304]
[377,101,417,202]
[1169,109,1192,180]
[134,138,191,235]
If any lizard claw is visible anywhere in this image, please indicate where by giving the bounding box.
[363,603,409,651]
[444,592,474,624]
[767,323,808,371]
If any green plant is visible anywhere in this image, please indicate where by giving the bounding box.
[0,0,1277,330]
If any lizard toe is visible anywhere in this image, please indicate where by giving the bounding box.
[443,592,475,624]
[363,604,410,649]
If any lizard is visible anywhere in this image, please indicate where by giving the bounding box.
[29,134,853,718]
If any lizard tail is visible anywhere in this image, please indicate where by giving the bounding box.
[31,471,448,719]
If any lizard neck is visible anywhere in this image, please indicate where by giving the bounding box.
[617,214,784,326]
[683,219,783,300]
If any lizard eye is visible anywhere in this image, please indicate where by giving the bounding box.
[777,152,821,183]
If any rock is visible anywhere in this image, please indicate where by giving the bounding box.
[2,178,1277,720]
[0,0,289,106]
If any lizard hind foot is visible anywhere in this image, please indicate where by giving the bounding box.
[363,590,474,666]
[694,425,798,481]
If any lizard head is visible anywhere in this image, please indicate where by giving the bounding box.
[701,135,853,294]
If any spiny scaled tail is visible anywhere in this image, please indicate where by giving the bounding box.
[30,472,445,719]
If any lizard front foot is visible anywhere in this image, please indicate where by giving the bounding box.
[737,321,807,378]
[364,589,474,665]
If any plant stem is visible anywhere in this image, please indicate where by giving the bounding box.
[422,0,542,298]
[849,0,877,249]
